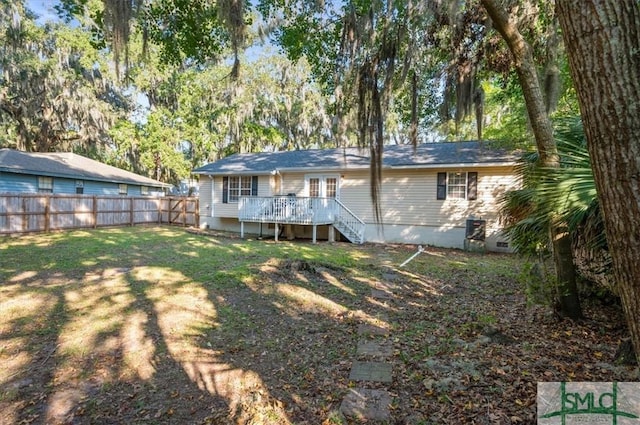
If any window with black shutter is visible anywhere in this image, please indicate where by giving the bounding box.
[223,176,258,203]
[437,171,478,200]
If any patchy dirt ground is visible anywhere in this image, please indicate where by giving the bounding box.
[0,227,636,425]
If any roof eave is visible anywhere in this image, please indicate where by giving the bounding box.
[1,167,170,187]
[193,166,371,175]
[388,161,517,169]
[193,162,516,175]
[192,170,273,176]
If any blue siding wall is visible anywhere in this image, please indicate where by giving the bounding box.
[0,172,38,193]
[0,172,162,196]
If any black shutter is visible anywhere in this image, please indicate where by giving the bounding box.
[436,172,447,200]
[251,176,258,196]
[222,176,228,203]
[467,172,478,200]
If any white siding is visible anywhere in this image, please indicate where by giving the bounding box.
[199,175,273,226]
[300,166,517,249]
[198,177,213,221]
[280,172,307,196]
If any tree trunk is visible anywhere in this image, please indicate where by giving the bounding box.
[480,0,558,166]
[481,0,583,319]
[551,225,583,319]
[557,0,640,356]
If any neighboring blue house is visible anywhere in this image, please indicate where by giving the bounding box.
[0,149,170,196]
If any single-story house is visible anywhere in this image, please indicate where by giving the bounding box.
[0,149,170,196]
[193,141,521,251]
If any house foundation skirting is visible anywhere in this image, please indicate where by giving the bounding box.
[200,217,511,252]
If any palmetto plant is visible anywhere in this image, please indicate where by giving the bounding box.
[500,116,613,292]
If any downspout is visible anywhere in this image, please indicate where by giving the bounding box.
[209,175,214,218]
[273,169,282,195]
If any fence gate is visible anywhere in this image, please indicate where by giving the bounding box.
[169,198,187,225]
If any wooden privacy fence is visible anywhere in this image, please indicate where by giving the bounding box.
[0,194,199,235]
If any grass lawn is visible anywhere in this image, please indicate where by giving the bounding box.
[0,226,635,424]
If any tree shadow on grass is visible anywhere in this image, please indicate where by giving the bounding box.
[1,226,402,424]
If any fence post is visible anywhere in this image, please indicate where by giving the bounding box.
[195,198,199,227]
[22,197,27,232]
[44,195,50,233]
[130,197,134,226]
[182,198,187,226]
[93,196,98,228]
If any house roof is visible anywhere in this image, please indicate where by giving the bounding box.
[193,141,521,175]
[0,149,170,187]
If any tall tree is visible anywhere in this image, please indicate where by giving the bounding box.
[481,0,582,319]
[0,0,128,153]
[556,0,640,357]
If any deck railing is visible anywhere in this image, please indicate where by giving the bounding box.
[333,199,366,244]
[238,196,335,225]
[238,195,366,243]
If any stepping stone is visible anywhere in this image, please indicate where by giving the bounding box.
[382,271,398,282]
[357,323,389,336]
[371,288,393,300]
[349,361,393,383]
[340,388,392,421]
[356,340,393,358]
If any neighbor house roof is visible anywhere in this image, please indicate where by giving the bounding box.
[0,149,170,187]
[193,141,521,175]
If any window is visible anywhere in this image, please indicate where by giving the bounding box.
[75,180,84,194]
[38,176,53,193]
[119,184,128,195]
[222,176,258,203]
[436,172,478,200]
[141,185,149,195]
[309,178,320,197]
[447,172,467,199]
[325,177,337,198]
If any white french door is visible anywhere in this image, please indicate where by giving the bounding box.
[305,174,340,199]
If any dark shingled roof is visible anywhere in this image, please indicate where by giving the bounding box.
[0,149,170,187]
[193,141,520,175]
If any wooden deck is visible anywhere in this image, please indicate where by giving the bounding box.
[238,196,365,243]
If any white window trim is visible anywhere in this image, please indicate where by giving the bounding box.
[227,176,253,203]
[118,184,128,195]
[304,174,341,199]
[447,171,468,200]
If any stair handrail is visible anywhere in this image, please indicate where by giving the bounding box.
[333,198,366,243]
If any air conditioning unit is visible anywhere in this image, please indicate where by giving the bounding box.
[465,219,486,241]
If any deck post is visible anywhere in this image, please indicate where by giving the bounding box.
[275,223,279,241]
[328,226,335,242]
[312,224,317,243]
[240,221,244,238]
